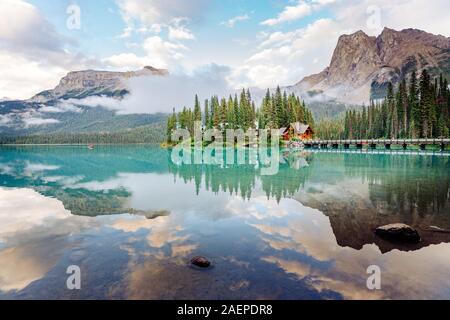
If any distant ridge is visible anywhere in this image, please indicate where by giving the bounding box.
[29,66,168,103]
[0,66,169,137]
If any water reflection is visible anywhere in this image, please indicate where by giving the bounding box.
[0,146,449,299]
[168,149,312,201]
[0,188,95,293]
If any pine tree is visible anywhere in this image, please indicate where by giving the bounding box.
[233,94,240,129]
[251,101,256,129]
[260,89,270,129]
[226,95,234,129]
[212,96,220,128]
[274,86,283,128]
[204,100,210,129]
[240,89,249,130]
[398,79,409,137]
[419,69,433,138]
[220,98,227,128]
[194,94,202,122]
[281,91,289,127]
[166,108,177,142]
[409,70,420,136]
[381,99,388,137]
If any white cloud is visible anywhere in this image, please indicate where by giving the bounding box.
[64,96,123,111]
[111,2,199,71]
[262,1,313,26]
[39,102,82,113]
[2,0,450,103]
[230,18,341,88]
[143,36,187,68]
[221,14,250,28]
[0,0,65,59]
[103,52,149,69]
[258,31,295,49]
[0,114,13,125]
[115,0,208,40]
[168,18,195,40]
[168,26,195,40]
[236,0,450,91]
[38,106,66,113]
[331,0,450,37]
[0,0,97,100]
[0,51,68,100]
[261,0,337,26]
[103,35,188,70]
[229,64,290,90]
[149,24,162,33]
[15,108,61,127]
[116,0,209,26]
[117,26,134,39]
[22,117,60,127]
[67,64,234,114]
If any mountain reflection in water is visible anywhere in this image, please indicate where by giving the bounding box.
[0,145,449,299]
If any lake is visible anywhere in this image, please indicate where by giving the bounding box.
[0,145,449,299]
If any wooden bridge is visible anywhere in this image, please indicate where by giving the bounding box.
[303,138,450,150]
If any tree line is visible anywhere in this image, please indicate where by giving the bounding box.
[317,71,450,140]
[0,123,165,145]
[166,87,315,142]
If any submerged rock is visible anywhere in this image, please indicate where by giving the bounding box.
[190,256,211,268]
[375,223,421,243]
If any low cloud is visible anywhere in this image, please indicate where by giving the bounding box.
[1,104,79,129]
[22,117,60,127]
[39,102,82,113]
[16,109,60,127]
[0,114,13,125]
[64,64,235,114]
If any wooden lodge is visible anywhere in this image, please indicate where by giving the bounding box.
[279,122,314,141]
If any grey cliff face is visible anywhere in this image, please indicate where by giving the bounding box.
[294,28,450,105]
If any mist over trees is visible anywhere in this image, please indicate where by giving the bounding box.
[4,71,448,145]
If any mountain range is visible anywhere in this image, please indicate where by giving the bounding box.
[289,27,450,105]
[29,66,168,103]
[0,27,449,139]
[0,66,168,138]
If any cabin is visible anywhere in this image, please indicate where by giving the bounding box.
[279,122,314,141]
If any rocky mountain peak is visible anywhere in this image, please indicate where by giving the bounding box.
[328,30,380,88]
[293,27,450,105]
[29,66,168,103]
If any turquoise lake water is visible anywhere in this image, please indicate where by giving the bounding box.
[0,145,449,299]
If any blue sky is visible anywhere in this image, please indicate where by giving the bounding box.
[1,0,449,100]
[26,0,332,68]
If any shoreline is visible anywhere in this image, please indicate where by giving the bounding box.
[0,143,161,146]
[1,143,449,155]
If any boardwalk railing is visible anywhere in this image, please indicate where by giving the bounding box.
[302,138,450,150]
